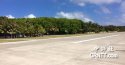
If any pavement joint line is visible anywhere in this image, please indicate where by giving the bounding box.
[72,34,119,43]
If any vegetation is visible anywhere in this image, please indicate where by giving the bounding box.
[0,16,125,38]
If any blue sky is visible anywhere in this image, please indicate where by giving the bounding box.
[0,0,125,25]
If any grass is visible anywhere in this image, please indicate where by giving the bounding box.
[0,39,25,43]
[0,34,86,43]
[11,34,88,40]
[0,32,107,43]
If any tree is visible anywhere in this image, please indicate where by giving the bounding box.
[0,16,124,38]
[34,24,46,36]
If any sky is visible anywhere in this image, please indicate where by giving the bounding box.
[0,0,125,26]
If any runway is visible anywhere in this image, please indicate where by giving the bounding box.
[0,32,125,65]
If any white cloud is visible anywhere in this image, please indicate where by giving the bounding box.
[101,6,111,14]
[25,14,36,18]
[6,15,15,19]
[70,0,122,6]
[55,11,93,22]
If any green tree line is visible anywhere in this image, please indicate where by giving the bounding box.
[0,16,125,38]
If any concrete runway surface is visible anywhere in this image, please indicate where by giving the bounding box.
[0,32,125,65]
